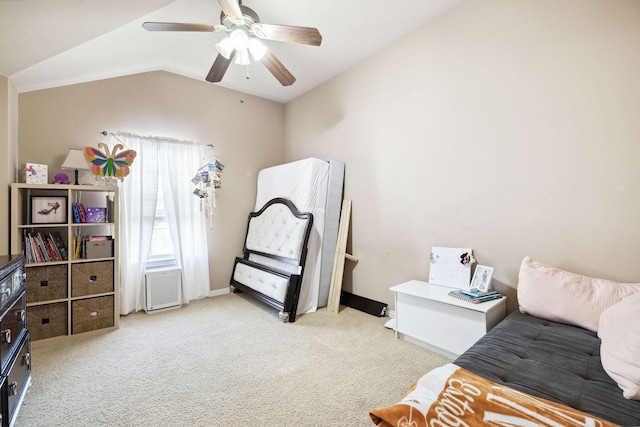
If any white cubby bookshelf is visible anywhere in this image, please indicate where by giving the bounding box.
[10,183,120,344]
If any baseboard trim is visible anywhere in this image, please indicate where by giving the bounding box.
[340,291,388,317]
[210,287,231,297]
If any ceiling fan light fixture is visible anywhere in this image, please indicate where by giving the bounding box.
[215,37,234,59]
[234,49,250,65]
[248,37,267,61]
[229,27,250,51]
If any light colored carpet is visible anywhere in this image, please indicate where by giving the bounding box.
[15,293,451,427]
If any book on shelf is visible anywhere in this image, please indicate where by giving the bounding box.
[73,235,84,259]
[105,195,114,223]
[26,233,44,263]
[448,289,503,304]
[43,234,60,261]
[72,235,113,259]
[23,231,68,263]
[49,231,68,260]
[34,233,50,261]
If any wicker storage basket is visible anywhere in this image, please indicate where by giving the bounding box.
[72,295,114,335]
[26,264,68,303]
[27,302,68,341]
[71,261,113,297]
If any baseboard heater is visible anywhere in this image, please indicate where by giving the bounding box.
[145,267,182,313]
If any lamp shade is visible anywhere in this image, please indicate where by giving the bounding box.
[61,148,90,185]
[234,49,250,65]
[215,37,234,59]
[248,38,267,61]
[229,28,250,51]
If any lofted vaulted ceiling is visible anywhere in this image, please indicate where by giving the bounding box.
[0,0,469,103]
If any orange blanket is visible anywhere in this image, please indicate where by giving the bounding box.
[370,364,619,427]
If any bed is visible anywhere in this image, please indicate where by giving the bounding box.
[255,157,345,315]
[370,257,640,426]
[230,197,314,322]
[454,310,640,425]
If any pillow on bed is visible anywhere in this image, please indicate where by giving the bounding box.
[517,256,640,332]
[599,292,640,400]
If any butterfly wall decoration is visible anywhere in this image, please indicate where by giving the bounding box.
[84,143,137,180]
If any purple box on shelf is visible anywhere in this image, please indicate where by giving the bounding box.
[85,207,107,223]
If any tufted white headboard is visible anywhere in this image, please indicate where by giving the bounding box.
[243,198,313,264]
[231,197,314,322]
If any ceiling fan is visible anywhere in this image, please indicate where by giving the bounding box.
[142,0,322,86]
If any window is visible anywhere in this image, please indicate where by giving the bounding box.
[147,185,177,268]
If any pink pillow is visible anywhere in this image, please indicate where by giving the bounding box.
[517,256,640,332]
[599,293,640,400]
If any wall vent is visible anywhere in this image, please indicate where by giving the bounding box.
[144,267,182,313]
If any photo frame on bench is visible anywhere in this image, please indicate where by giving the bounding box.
[470,265,493,292]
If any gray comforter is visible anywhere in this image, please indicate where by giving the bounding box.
[454,310,640,426]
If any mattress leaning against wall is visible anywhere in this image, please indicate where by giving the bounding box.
[255,158,345,315]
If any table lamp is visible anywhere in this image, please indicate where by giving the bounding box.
[61,148,90,185]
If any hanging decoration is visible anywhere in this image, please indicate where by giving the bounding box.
[84,142,137,185]
[191,145,224,227]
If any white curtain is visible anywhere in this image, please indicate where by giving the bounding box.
[117,133,211,314]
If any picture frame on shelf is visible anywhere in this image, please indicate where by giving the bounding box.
[470,265,493,292]
[30,195,67,224]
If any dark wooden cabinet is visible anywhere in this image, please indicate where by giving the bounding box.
[0,254,31,427]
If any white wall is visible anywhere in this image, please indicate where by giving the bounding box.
[285,0,640,311]
[18,71,286,291]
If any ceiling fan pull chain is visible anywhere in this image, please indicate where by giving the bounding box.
[239,67,248,103]
[240,66,249,104]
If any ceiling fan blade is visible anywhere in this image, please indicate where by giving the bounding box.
[142,22,215,32]
[206,52,236,83]
[258,24,322,46]
[217,0,244,21]
[260,51,296,86]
